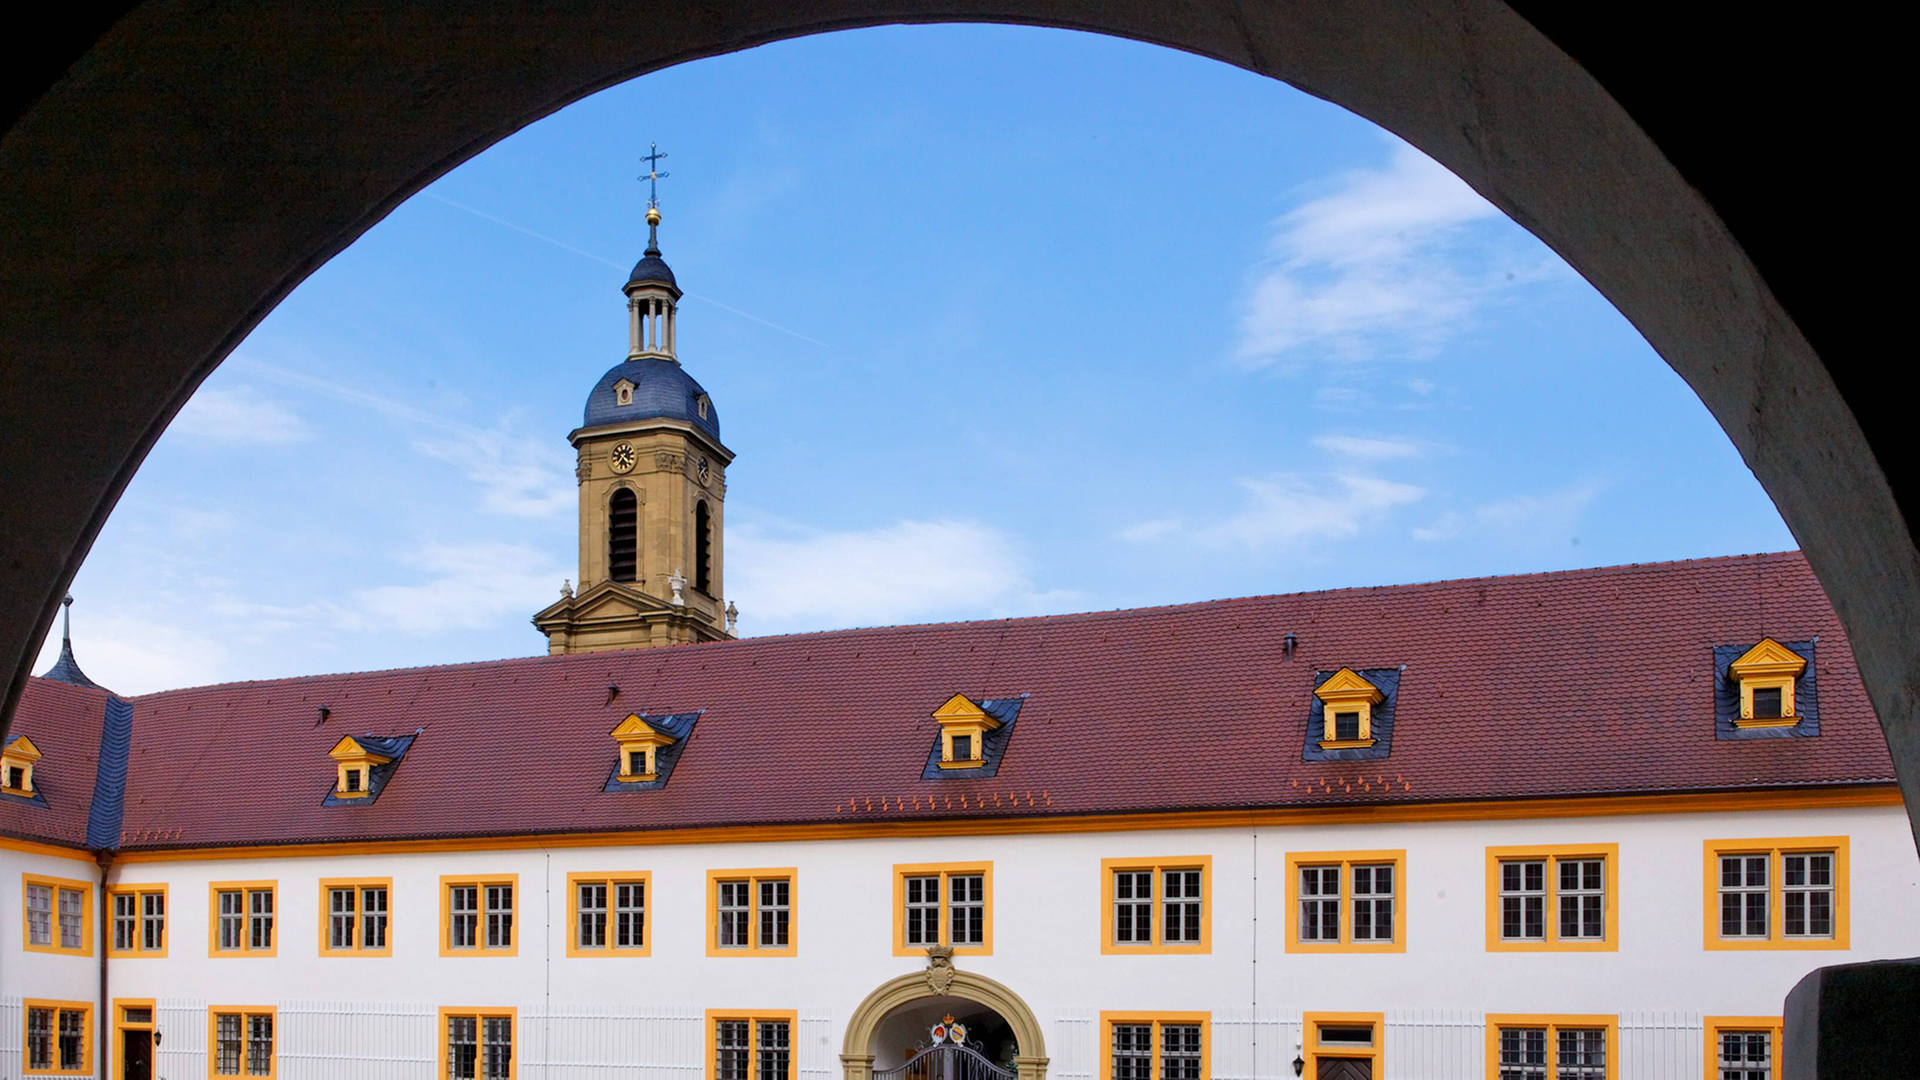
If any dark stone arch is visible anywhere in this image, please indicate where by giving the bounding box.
[2,4,1915,846]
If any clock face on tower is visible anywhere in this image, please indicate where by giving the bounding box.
[609,442,637,474]
[697,455,710,482]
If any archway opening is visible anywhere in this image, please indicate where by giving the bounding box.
[870,996,1020,1072]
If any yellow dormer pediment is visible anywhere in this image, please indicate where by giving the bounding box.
[1730,638,1806,726]
[1314,668,1386,704]
[932,693,999,769]
[931,693,998,727]
[1314,668,1384,749]
[1730,638,1807,679]
[328,735,393,765]
[611,714,678,782]
[2,736,42,795]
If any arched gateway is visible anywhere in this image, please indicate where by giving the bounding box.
[843,951,1048,1080]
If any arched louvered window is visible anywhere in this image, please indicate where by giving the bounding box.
[694,500,712,594]
[609,488,638,583]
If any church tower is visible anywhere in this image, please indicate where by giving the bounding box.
[533,167,735,654]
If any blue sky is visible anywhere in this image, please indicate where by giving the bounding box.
[39,25,1796,694]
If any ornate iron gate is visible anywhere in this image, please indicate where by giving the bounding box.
[876,1042,1016,1080]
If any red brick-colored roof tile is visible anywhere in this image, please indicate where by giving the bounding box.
[10,551,1899,853]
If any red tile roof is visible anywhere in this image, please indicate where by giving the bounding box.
[5,551,1899,853]
[0,677,108,849]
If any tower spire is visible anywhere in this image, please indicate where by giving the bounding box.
[39,593,103,689]
[638,142,669,254]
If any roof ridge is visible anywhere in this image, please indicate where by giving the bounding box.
[122,549,1807,700]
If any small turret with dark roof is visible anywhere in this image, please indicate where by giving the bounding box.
[38,595,103,690]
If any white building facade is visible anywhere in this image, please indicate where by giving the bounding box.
[4,789,1914,1079]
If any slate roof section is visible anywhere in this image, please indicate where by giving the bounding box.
[0,678,110,848]
[321,732,417,808]
[1714,640,1820,740]
[1301,668,1402,762]
[602,711,700,793]
[85,696,133,848]
[3,551,1897,853]
[921,697,1024,780]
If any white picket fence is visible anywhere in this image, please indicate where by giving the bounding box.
[0,997,1709,1079]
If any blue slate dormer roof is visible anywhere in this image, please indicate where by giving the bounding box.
[322,732,417,808]
[921,696,1025,780]
[1301,668,1403,762]
[1715,640,1820,740]
[603,711,701,793]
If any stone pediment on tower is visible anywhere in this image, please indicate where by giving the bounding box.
[532,578,731,655]
[533,579,674,626]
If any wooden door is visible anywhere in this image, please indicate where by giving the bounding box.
[1316,1057,1371,1080]
[123,1030,153,1080]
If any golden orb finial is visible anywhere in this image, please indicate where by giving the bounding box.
[646,206,661,226]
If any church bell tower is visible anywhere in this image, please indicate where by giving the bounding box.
[533,150,736,653]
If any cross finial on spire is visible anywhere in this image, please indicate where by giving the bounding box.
[639,142,669,210]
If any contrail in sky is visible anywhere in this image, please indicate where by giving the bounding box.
[423,191,830,349]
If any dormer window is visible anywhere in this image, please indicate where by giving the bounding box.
[324,733,414,806]
[614,378,636,407]
[1729,638,1807,728]
[1314,669,1385,749]
[329,736,392,799]
[612,714,679,783]
[2,735,42,796]
[932,693,1001,769]
[696,394,710,420]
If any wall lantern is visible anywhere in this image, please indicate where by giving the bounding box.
[1291,1050,1304,1076]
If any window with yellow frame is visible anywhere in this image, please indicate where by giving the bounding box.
[1703,837,1848,950]
[440,875,518,957]
[3,734,43,795]
[107,884,167,957]
[1099,1012,1208,1080]
[893,862,992,956]
[1484,844,1618,951]
[707,868,796,957]
[706,1010,798,1080]
[207,1006,275,1078]
[1302,1014,1382,1078]
[22,999,90,1076]
[567,871,651,957]
[21,873,91,956]
[318,878,391,957]
[1484,1015,1616,1080]
[208,881,277,957]
[439,1006,515,1080]
[1284,851,1405,953]
[1704,1016,1781,1080]
[1101,857,1210,955]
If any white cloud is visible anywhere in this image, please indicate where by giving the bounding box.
[1235,140,1517,366]
[240,358,574,519]
[1312,434,1423,462]
[1413,479,1608,544]
[33,611,231,697]
[336,542,565,634]
[412,428,577,519]
[169,386,311,444]
[728,519,1073,633]
[1122,473,1425,551]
